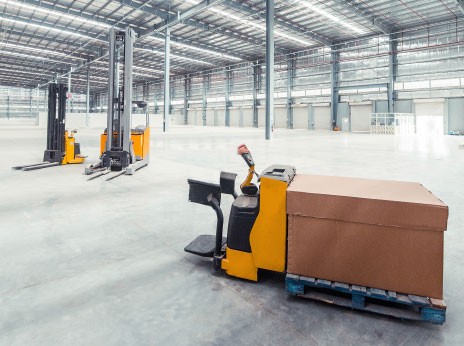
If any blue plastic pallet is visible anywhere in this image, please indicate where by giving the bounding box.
[286,274,446,325]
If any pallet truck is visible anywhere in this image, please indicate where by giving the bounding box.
[85,27,150,181]
[12,83,85,171]
[184,145,447,324]
[185,144,295,279]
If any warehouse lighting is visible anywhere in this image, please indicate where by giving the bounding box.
[0,42,86,60]
[138,47,214,66]
[185,0,313,46]
[0,17,106,42]
[0,50,74,64]
[296,0,365,34]
[0,0,111,29]
[149,37,242,61]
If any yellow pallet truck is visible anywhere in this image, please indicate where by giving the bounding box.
[12,83,85,171]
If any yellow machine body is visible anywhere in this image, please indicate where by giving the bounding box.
[99,127,150,161]
[221,176,289,281]
[62,131,85,165]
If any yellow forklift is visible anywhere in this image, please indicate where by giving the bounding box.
[12,83,85,171]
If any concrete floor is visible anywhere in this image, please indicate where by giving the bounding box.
[0,124,463,345]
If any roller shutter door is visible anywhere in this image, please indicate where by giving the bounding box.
[242,108,253,127]
[275,107,287,128]
[230,109,240,126]
[206,109,215,126]
[350,104,371,133]
[314,107,331,130]
[415,101,444,135]
[293,106,308,129]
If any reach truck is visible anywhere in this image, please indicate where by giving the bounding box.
[12,83,85,171]
[85,27,150,181]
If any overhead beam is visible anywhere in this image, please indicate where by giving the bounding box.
[458,0,464,15]
[141,0,225,38]
[12,0,119,27]
[332,0,392,34]
[224,0,332,46]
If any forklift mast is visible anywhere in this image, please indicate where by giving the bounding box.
[44,83,67,163]
[104,27,135,170]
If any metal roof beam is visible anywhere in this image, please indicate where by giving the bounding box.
[180,21,289,55]
[331,0,392,34]
[140,0,225,37]
[7,0,118,28]
[458,1,464,15]
[223,0,332,46]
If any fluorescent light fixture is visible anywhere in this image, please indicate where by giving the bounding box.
[0,17,106,42]
[296,0,365,34]
[0,67,45,76]
[92,63,164,75]
[0,0,111,29]
[0,50,74,64]
[149,37,242,61]
[0,42,86,60]
[138,47,214,66]
[185,0,313,46]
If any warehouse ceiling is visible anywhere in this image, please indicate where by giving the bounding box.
[0,0,462,93]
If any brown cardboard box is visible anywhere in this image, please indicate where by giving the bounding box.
[287,174,448,299]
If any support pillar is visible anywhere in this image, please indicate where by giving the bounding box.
[287,54,295,129]
[330,46,340,130]
[265,0,274,139]
[202,72,208,126]
[225,67,232,127]
[163,26,171,132]
[388,33,398,113]
[252,61,262,128]
[86,66,90,126]
[184,75,190,125]
[68,68,73,112]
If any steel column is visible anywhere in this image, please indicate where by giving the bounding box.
[252,61,262,128]
[225,67,232,127]
[184,75,190,125]
[163,26,171,132]
[388,33,398,113]
[67,69,72,112]
[86,66,90,126]
[202,72,208,126]
[287,54,295,129]
[265,0,274,140]
[330,46,340,130]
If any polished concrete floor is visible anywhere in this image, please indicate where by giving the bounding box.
[0,124,463,345]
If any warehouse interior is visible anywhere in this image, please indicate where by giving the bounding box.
[1,0,463,345]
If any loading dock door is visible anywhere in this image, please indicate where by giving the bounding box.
[293,106,308,129]
[275,107,287,128]
[314,106,331,130]
[350,104,371,132]
[415,101,444,135]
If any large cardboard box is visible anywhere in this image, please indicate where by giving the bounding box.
[287,174,448,299]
